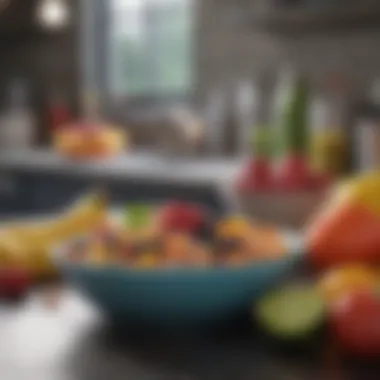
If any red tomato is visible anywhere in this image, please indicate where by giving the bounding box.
[0,267,31,298]
[330,290,380,357]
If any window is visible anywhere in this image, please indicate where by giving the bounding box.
[83,0,195,102]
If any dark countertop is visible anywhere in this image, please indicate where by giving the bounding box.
[0,288,378,380]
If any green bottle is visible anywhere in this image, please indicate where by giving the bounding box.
[275,71,310,157]
[251,125,273,158]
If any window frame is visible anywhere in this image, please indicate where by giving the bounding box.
[80,0,195,111]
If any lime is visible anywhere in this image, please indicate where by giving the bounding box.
[256,283,325,340]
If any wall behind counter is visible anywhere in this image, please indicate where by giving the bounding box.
[196,0,380,107]
[0,0,79,143]
[1,0,380,141]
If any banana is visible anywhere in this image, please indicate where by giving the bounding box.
[0,234,25,266]
[0,191,107,278]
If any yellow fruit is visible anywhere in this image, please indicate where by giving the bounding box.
[336,172,380,215]
[0,191,107,278]
[318,264,378,305]
[24,248,57,278]
[216,216,251,238]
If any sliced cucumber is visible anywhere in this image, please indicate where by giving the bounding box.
[256,283,325,340]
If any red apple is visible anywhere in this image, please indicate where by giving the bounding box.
[158,202,205,234]
[0,266,32,298]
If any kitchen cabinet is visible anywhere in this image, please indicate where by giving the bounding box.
[0,171,32,216]
[0,0,35,39]
[0,151,238,217]
[0,172,229,217]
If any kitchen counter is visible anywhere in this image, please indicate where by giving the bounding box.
[0,150,241,187]
[0,288,376,380]
[0,150,241,216]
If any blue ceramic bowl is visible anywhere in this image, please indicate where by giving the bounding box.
[55,235,302,329]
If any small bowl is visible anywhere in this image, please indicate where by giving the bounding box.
[54,234,303,329]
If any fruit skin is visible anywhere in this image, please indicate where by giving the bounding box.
[306,175,380,269]
[54,122,126,159]
[275,153,311,191]
[0,192,107,279]
[237,157,273,193]
[256,283,325,341]
[318,265,378,306]
[125,204,151,231]
[0,266,31,298]
[158,202,205,234]
[330,290,380,357]
[215,216,251,239]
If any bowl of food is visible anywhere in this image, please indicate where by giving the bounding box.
[54,202,302,329]
[53,121,126,160]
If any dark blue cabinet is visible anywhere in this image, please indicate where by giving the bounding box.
[0,171,228,217]
[0,171,32,217]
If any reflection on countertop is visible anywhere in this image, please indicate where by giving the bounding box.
[0,149,241,186]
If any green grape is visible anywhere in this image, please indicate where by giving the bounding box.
[125,204,151,230]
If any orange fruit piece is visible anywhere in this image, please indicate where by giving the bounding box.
[318,264,378,305]
[225,251,250,267]
[215,217,252,239]
[243,226,286,260]
[186,243,212,268]
[162,233,191,265]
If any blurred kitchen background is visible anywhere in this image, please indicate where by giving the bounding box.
[1,0,380,225]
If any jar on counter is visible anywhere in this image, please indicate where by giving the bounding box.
[0,80,36,150]
[235,80,258,157]
[355,79,380,172]
[309,97,348,177]
[355,120,380,171]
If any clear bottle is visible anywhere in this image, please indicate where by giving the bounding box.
[204,87,226,156]
[355,79,380,171]
[235,80,257,157]
[0,80,35,150]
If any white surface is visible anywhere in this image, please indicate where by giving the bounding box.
[0,149,241,187]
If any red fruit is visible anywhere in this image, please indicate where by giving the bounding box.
[307,198,380,270]
[330,290,380,357]
[275,154,311,191]
[308,172,331,191]
[237,158,273,193]
[0,267,32,298]
[63,121,101,134]
[158,202,205,233]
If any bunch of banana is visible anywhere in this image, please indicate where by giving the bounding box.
[0,191,107,279]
